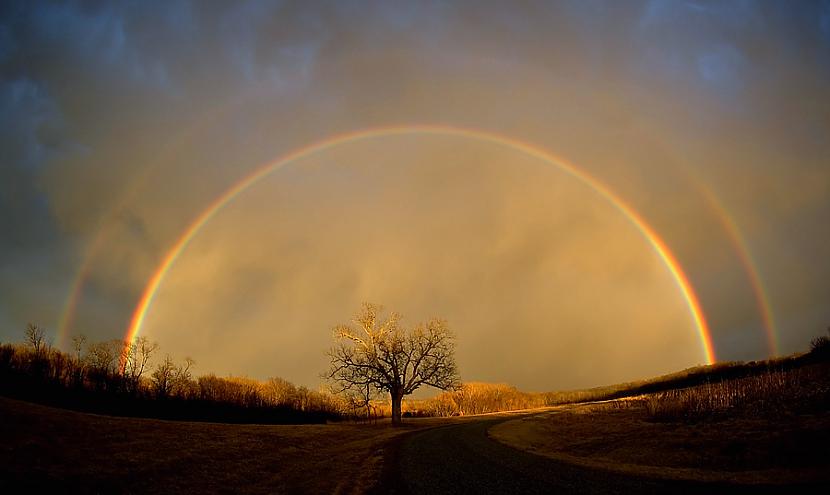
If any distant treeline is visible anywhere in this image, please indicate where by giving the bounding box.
[3,324,828,422]
[543,335,830,406]
[0,325,343,424]
[643,362,830,422]
[408,330,830,417]
[406,382,547,417]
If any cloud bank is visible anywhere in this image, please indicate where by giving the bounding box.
[1,0,828,390]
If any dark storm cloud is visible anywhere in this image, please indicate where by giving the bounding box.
[1,0,828,389]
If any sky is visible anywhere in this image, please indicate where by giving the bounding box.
[1,0,829,392]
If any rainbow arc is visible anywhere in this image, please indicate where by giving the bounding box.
[120,125,717,364]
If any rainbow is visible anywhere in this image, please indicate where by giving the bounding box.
[56,235,102,349]
[695,184,778,356]
[123,125,716,364]
[54,85,280,349]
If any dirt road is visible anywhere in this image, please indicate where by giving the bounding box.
[372,416,822,494]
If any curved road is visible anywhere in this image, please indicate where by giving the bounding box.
[372,416,821,495]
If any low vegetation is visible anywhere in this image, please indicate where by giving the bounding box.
[4,320,829,426]
[644,364,828,422]
[490,330,830,484]
[408,382,547,417]
[638,328,830,422]
[0,324,344,423]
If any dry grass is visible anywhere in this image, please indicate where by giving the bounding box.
[542,353,819,406]
[644,365,828,422]
[0,396,437,493]
[492,404,829,484]
[490,363,830,485]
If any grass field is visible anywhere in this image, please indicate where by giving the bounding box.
[0,396,426,493]
[4,353,828,491]
[491,363,830,485]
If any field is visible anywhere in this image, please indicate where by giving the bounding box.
[0,396,429,494]
[4,353,829,491]
[491,362,830,485]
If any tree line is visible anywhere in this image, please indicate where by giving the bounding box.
[410,382,548,417]
[7,312,825,424]
[0,324,343,424]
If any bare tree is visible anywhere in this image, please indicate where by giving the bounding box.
[326,303,459,424]
[152,354,176,398]
[345,382,378,422]
[86,340,124,391]
[70,334,87,388]
[264,377,299,407]
[87,340,121,373]
[71,334,87,362]
[25,323,47,357]
[152,355,194,398]
[172,356,195,397]
[122,336,159,395]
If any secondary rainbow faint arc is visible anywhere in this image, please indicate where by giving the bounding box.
[124,125,717,364]
[696,184,778,356]
[55,82,285,349]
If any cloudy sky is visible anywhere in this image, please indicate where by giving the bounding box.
[1,0,828,391]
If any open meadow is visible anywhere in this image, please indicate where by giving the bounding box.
[491,362,830,486]
[0,396,424,493]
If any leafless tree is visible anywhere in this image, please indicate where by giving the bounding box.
[71,334,87,362]
[87,340,121,373]
[25,323,47,357]
[152,355,194,398]
[69,334,87,387]
[152,354,176,398]
[326,303,459,424]
[172,356,196,397]
[122,336,160,394]
[86,339,124,391]
[264,377,299,407]
[344,382,378,422]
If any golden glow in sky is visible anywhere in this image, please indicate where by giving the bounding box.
[2,1,828,391]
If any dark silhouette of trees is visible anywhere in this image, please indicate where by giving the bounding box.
[86,339,122,392]
[326,303,460,424]
[808,327,830,361]
[151,354,177,398]
[24,323,50,378]
[69,334,87,388]
[0,325,345,424]
[123,336,159,395]
[25,323,47,357]
[151,354,194,398]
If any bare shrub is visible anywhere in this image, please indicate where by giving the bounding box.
[644,366,829,422]
[809,328,830,361]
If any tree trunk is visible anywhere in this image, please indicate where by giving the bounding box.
[391,389,404,425]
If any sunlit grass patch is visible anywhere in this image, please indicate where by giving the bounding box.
[644,364,829,422]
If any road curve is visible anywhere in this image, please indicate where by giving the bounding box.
[371,416,818,495]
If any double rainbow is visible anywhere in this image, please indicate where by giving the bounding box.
[119,125,716,364]
[695,184,778,355]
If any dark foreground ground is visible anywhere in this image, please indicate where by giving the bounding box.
[3,395,828,494]
[374,417,829,494]
[0,396,405,493]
